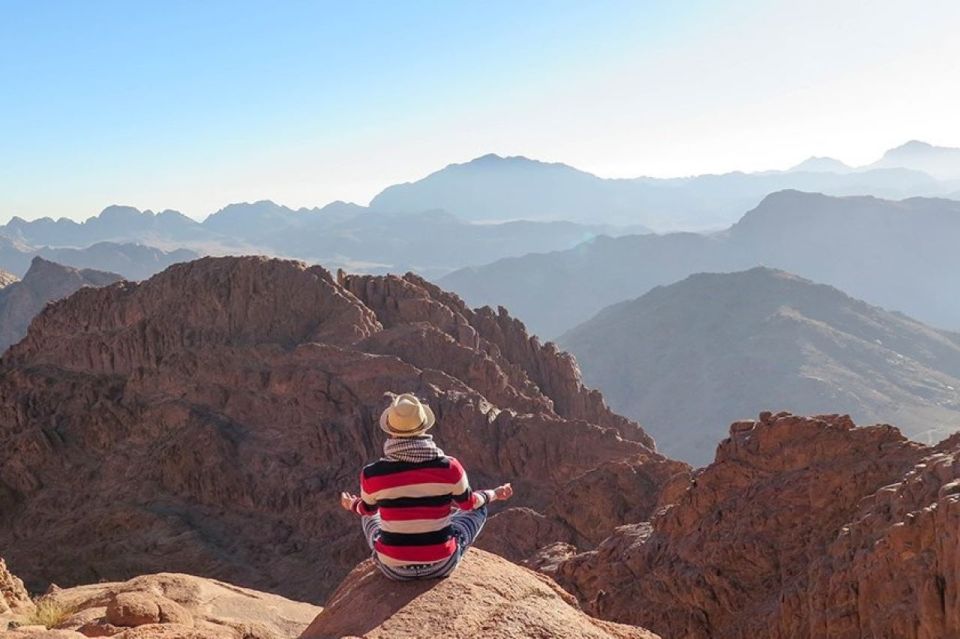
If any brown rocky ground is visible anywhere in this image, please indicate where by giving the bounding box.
[555,411,960,639]
[299,548,657,639]
[1,551,660,639]
[0,568,318,638]
[0,256,687,603]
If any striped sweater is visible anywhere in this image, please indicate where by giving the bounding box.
[352,455,493,566]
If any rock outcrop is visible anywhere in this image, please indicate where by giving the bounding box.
[555,412,960,639]
[0,256,687,602]
[0,257,122,352]
[1,571,319,638]
[1,558,34,618]
[299,549,657,639]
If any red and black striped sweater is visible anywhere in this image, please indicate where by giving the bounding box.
[352,455,493,566]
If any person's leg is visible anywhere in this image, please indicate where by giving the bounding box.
[449,505,488,550]
[372,508,487,581]
[360,513,382,550]
[417,506,487,579]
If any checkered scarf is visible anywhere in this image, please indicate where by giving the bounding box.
[383,436,445,463]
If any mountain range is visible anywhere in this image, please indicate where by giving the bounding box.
[1,256,956,639]
[441,190,960,338]
[0,255,683,605]
[4,140,959,263]
[1,201,645,279]
[559,267,960,465]
[370,141,960,231]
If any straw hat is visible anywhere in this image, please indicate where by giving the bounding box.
[379,393,436,437]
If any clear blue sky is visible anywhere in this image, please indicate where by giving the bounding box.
[1,0,958,221]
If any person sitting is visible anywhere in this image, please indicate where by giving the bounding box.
[340,393,513,579]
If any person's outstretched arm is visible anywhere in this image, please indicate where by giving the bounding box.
[340,490,374,515]
[340,469,379,516]
[449,458,514,510]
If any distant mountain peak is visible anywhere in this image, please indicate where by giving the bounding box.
[26,254,70,275]
[471,152,507,163]
[213,199,284,213]
[453,153,578,172]
[887,139,935,153]
[753,189,832,207]
[871,140,960,179]
[559,266,960,465]
[319,200,366,214]
[98,204,146,219]
[788,156,852,173]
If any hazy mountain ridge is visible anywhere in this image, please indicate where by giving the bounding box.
[7,140,954,246]
[869,140,960,179]
[787,156,852,173]
[0,234,198,281]
[1,201,643,279]
[2,205,210,247]
[559,267,960,464]
[370,141,960,231]
[441,190,960,338]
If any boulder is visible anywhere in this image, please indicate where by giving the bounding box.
[299,549,657,639]
[15,572,318,639]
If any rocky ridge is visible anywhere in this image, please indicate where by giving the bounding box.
[0,256,688,603]
[0,257,122,352]
[554,412,960,639]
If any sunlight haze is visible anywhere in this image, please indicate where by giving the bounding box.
[1,0,958,221]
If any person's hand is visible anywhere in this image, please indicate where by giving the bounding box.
[493,483,513,502]
[340,491,358,511]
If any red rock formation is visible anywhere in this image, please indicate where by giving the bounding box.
[338,271,651,446]
[556,412,960,639]
[0,257,121,352]
[299,549,658,639]
[0,256,686,603]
